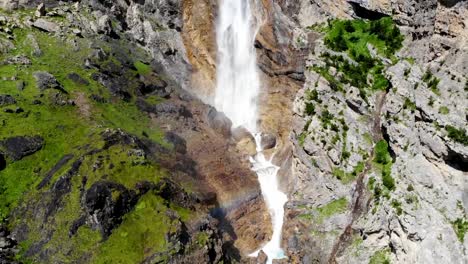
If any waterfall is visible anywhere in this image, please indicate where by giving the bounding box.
[215,0,288,262]
[215,0,259,133]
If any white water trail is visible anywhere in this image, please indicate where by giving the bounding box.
[215,0,288,263]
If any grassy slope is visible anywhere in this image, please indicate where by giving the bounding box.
[0,15,190,263]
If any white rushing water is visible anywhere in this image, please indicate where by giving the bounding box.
[215,0,288,262]
[215,0,259,133]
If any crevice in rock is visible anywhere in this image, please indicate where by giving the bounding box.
[347,1,389,20]
[0,153,6,171]
[381,126,397,162]
[443,148,468,172]
[438,0,466,8]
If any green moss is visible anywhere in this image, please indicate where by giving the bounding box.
[298,131,307,147]
[369,249,391,264]
[317,197,348,220]
[94,192,176,264]
[332,162,365,184]
[195,232,210,246]
[452,218,468,242]
[438,106,449,115]
[134,61,152,76]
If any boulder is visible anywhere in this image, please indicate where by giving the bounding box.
[0,135,44,161]
[33,71,65,92]
[32,19,59,33]
[3,55,31,65]
[83,181,138,238]
[260,133,277,150]
[35,3,45,17]
[67,72,89,86]
[0,95,16,106]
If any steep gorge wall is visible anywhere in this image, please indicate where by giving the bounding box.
[283,0,467,263]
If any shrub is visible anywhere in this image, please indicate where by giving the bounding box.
[446,125,468,145]
[439,106,449,115]
[382,165,395,191]
[391,199,403,215]
[452,218,468,242]
[305,102,315,115]
[374,140,392,165]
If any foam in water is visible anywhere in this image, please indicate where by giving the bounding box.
[215,0,288,262]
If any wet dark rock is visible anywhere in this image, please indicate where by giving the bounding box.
[164,132,187,154]
[261,133,277,150]
[33,71,66,93]
[156,178,196,209]
[37,154,74,190]
[101,129,169,159]
[178,105,193,119]
[0,95,16,106]
[83,181,139,238]
[137,99,176,115]
[92,73,132,101]
[257,250,268,264]
[139,79,169,97]
[67,73,89,86]
[0,135,44,161]
[206,107,232,138]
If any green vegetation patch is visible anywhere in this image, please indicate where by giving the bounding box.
[297,197,348,224]
[95,192,178,263]
[317,197,348,220]
[0,27,169,222]
[369,248,391,264]
[372,140,395,203]
[438,106,449,115]
[422,70,440,95]
[311,17,403,101]
[325,17,403,58]
[445,125,468,145]
[332,162,365,184]
[452,218,468,242]
[134,61,152,76]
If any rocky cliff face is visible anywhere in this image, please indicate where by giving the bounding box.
[283,0,468,263]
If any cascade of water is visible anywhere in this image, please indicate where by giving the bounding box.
[215,0,259,133]
[215,0,288,263]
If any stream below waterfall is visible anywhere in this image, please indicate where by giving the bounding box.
[215,0,288,262]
